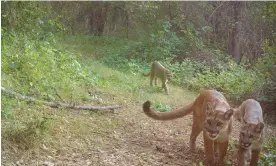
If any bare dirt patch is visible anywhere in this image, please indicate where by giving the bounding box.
[2,86,276,166]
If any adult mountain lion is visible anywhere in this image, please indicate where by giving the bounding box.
[143,90,233,164]
[143,61,173,95]
[233,99,264,166]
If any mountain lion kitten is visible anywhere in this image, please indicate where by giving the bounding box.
[143,61,173,95]
[143,90,233,165]
[233,99,264,166]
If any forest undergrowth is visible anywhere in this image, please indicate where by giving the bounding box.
[2,1,276,165]
[2,33,276,166]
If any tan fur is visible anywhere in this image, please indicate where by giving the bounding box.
[143,61,173,95]
[143,90,233,164]
[234,99,264,166]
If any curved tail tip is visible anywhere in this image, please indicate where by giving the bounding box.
[143,101,151,112]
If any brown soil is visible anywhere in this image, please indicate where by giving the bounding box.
[2,88,276,166]
[78,103,275,166]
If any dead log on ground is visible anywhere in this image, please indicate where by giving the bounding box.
[1,87,121,112]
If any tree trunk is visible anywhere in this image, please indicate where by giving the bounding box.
[208,2,225,44]
[89,2,110,36]
[126,10,129,38]
[227,2,246,64]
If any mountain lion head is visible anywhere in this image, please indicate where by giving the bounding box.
[204,102,233,140]
[239,122,264,149]
[166,71,173,81]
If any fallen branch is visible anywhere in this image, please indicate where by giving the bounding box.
[1,87,121,112]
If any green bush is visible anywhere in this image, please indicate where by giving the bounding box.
[165,55,263,100]
[254,40,276,101]
[152,102,171,112]
[1,2,89,104]
[1,95,19,119]
[188,61,263,100]
[170,59,209,87]
[1,30,95,110]
[260,137,276,166]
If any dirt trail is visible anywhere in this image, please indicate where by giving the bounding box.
[60,101,275,166]
[2,90,276,166]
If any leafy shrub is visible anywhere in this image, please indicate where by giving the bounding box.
[169,59,209,87]
[152,102,171,112]
[1,30,95,108]
[165,54,263,100]
[1,2,90,104]
[144,20,182,62]
[2,1,63,37]
[185,23,206,52]
[260,137,276,166]
[254,40,276,101]
[188,61,263,100]
[1,95,19,119]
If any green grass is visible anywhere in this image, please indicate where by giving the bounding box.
[260,137,276,165]
[3,33,272,165]
[1,34,197,164]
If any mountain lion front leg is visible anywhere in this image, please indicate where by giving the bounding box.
[190,116,202,151]
[214,141,218,154]
[237,147,249,166]
[150,75,154,87]
[154,77,158,86]
[217,141,229,165]
[162,81,169,95]
[203,131,215,164]
[249,150,260,166]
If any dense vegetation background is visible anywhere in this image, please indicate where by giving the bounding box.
[1,1,276,165]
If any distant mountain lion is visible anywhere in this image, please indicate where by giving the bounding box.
[233,99,264,166]
[143,90,233,165]
[143,61,173,95]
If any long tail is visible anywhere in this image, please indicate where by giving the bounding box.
[142,72,151,77]
[143,101,194,120]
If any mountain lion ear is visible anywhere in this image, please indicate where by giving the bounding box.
[224,108,234,120]
[255,122,264,133]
